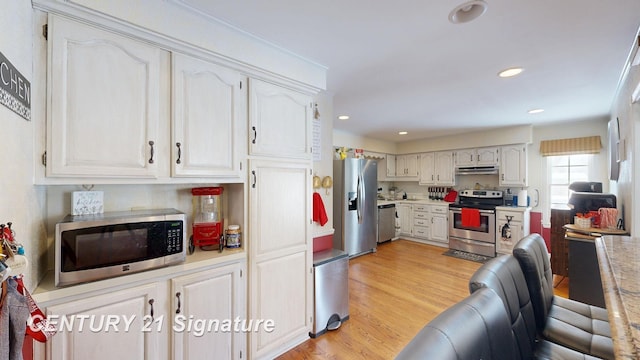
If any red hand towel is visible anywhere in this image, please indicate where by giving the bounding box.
[461,208,481,227]
[313,192,328,226]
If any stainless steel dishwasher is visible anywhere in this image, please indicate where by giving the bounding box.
[378,203,396,243]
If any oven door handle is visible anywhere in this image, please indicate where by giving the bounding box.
[449,209,495,215]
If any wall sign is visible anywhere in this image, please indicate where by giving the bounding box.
[0,50,30,121]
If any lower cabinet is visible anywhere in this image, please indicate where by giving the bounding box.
[496,208,531,255]
[395,202,449,246]
[412,204,430,239]
[397,204,413,236]
[430,205,449,244]
[36,261,246,360]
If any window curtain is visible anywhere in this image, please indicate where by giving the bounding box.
[539,136,602,156]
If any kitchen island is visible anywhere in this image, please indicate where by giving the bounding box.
[595,236,640,359]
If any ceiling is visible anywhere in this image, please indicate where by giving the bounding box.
[180,0,640,142]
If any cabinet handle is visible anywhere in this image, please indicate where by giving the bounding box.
[502,174,505,181]
[251,126,257,144]
[148,299,155,321]
[176,142,182,164]
[477,154,480,161]
[251,170,257,188]
[470,155,473,162]
[148,141,155,164]
[175,292,181,314]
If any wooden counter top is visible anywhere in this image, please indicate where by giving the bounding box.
[595,236,640,359]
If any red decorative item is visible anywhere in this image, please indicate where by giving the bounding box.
[191,187,224,247]
[443,189,458,202]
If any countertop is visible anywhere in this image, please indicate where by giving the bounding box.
[595,236,640,359]
[377,199,451,206]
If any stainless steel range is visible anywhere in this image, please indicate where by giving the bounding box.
[448,190,503,257]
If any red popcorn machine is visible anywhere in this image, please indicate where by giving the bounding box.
[191,187,224,250]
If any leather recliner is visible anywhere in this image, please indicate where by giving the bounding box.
[396,287,518,360]
[513,234,614,360]
[469,255,602,359]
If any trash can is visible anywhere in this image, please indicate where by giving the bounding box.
[310,248,349,338]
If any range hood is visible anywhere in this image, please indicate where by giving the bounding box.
[455,166,499,175]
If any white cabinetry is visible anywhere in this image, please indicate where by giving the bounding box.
[397,204,413,236]
[249,79,312,159]
[396,154,419,177]
[419,152,455,185]
[412,204,430,239]
[171,53,246,179]
[455,147,500,167]
[430,204,449,244]
[171,262,246,360]
[248,159,312,359]
[386,155,397,177]
[41,261,246,360]
[496,207,531,255]
[499,145,528,186]
[46,15,168,179]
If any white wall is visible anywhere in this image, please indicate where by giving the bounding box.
[0,0,48,290]
[611,35,640,236]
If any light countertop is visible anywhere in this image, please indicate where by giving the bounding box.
[595,236,640,359]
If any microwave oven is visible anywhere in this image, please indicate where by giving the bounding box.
[55,208,186,287]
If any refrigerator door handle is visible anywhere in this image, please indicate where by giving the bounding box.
[357,173,363,224]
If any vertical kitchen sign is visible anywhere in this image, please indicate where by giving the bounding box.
[0,50,31,121]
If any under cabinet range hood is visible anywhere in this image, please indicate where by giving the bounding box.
[455,166,499,175]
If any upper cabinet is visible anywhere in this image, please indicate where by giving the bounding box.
[171,53,246,179]
[46,15,168,179]
[454,147,500,167]
[499,145,528,186]
[396,154,419,177]
[249,79,313,159]
[419,152,455,186]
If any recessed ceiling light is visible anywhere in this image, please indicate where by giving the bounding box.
[337,115,350,120]
[528,108,544,114]
[448,1,488,24]
[398,131,408,135]
[498,67,524,78]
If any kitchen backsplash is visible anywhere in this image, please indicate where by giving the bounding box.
[379,174,519,199]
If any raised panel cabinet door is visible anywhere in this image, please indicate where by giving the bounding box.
[500,145,528,186]
[430,213,448,243]
[47,15,166,178]
[454,149,475,167]
[418,153,435,185]
[435,152,455,185]
[405,154,419,177]
[171,262,246,360]
[46,283,161,360]
[395,155,407,176]
[172,53,246,178]
[248,159,312,359]
[476,147,500,166]
[386,155,396,177]
[249,79,312,159]
[397,204,413,236]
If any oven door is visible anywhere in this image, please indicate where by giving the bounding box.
[448,208,496,243]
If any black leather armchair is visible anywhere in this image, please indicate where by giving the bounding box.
[513,234,614,359]
[469,255,603,360]
[396,287,518,360]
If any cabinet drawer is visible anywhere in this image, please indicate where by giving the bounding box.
[413,226,430,239]
[414,218,429,227]
[413,204,429,212]
[414,212,429,219]
[431,205,448,214]
[497,211,523,222]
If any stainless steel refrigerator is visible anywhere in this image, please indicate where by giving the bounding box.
[333,158,378,257]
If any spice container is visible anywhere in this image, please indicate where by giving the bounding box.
[225,225,241,248]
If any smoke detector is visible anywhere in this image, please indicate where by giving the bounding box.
[449,1,488,24]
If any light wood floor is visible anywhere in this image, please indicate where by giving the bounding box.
[278,240,570,360]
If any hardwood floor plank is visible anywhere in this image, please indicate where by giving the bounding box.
[277,239,570,359]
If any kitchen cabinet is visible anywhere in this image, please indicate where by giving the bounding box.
[386,155,397,177]
[430,204,449,244]
[496,207,530,255]
[499,145,528,186]
[395,154,419,177]
[397,203,413,237]
[46,15,168,179]
[412,204,430,239]
[45,282,162,360]
[454,147,500,167]
[171,262,246,360]
[419,152,455,186]
[37,260,247,360]
[248,159,313,359]
[171,52,246,179]
[249,79,313,159]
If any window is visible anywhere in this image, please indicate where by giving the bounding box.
[549,154,593,205]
